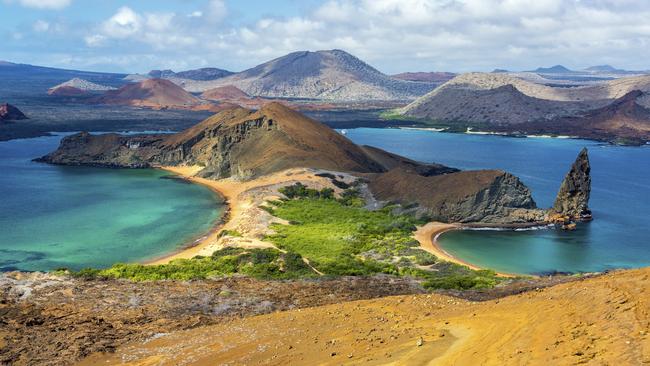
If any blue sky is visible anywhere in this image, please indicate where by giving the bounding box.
[2,0,650,74]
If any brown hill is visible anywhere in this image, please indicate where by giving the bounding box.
[401,83,593,126]
[200,85,250,101]
[40,103,385,179]
[47,85,88,96]
[94,78,201,109]
[0,103,27,121]
[368,167,542,223]
[507,90,650,143]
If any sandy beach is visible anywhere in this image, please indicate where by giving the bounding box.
[414,222,517,277]
[147,166,354,264]
[149,166,519,278]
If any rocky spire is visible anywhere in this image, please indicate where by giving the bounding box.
[552,148,592,220]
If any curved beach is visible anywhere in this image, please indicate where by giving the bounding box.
[147,166,346,264]
[414,222,518,277]
[149,167,521,277]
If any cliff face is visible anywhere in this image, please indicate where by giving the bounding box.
[38,103,387,180]
[368,168,545,224]
[552,148,592,220]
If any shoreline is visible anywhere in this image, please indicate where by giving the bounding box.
[146,166,523,277]
[144,166,343,265]
[414,222,519,278]
[144,166,233,264]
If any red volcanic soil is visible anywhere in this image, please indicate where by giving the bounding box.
[95,78,202,109]
[0,103,28,121]
[201,85,250,101]
[392,72,456,83]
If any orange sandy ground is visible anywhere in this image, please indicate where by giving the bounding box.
[80,267,650,365]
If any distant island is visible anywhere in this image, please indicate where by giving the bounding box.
[390,72,650,145]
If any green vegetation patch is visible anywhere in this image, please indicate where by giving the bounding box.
[61,247,316,281]
[58,183,502,290]
[264,183,501,289]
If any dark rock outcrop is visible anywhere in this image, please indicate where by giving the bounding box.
[0,103,27,121]
[552,148,592,220]
[368,168,545,224]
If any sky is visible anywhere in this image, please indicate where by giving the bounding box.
[1,0,650,74]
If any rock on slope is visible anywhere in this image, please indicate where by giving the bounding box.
[169,50,436,101]
[93,78,202,109]
[0,103,27,121]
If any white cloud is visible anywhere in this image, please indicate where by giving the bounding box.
[63,0,650,72]
[101,6,142,39]
[32,20,50,32]
[15,0,71,9]
[206,0,227,23]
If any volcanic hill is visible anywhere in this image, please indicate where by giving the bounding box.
[169,50,436,101]
[93,78,202,110]
[48,78,116,96]
[398,72,650,143]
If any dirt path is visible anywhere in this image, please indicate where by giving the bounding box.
[78,267,650,365]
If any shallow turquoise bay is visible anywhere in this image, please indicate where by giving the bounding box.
[0,134,223,271]
[344,128,650,275]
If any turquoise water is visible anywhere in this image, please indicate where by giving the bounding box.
[344,128,650,275]
[0,134,223,271]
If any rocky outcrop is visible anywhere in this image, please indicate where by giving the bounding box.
[0,103,27,121]
[368,168,545,224]
[551,148,592,221]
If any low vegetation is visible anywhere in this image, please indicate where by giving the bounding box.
[59,183,501,290]
[379,109,492,133]
[59,247,316,281]
[265,183,501,289]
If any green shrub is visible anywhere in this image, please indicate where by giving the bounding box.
[65,248,317,281]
